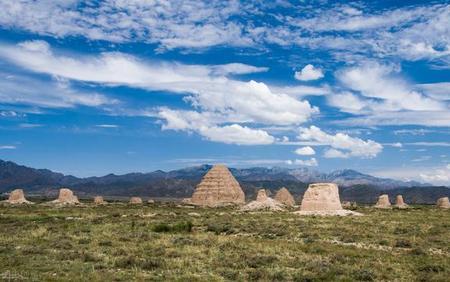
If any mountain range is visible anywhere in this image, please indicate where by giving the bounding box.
[1,159,448,204]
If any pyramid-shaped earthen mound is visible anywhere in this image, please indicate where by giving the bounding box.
[241,189,284,211]
[256,189,269,202]
[274,187,295,207]
[295,183,361,216]
[190,164,245,207]
[394,195,408,209]
[94,196,106,205]
[374,194,391,209]
[129,197,143,204]
[49,188,80,205]
[3,189,33,204]
[436,197,450,209]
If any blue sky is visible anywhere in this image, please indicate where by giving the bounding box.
[0,0,449,184]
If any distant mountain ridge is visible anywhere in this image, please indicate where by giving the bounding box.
[232,167,427,188]
[0,160,426,190]
[1,159,448,204]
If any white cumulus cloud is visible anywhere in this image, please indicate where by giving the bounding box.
[294,146,315,156]
[298,126,383,158]
[293,158,318,167]
[158,108,275,145]
[0,41,318,126]
[295,64,324,81]
[200,124,275,145]
[0,40,321,145]
[323,148,350,159]
[420,165,450,185]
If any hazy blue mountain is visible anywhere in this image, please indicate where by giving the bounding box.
[0,159,447,204]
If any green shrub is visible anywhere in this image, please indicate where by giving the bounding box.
[394,239,412,248]
[81,252,101,263]
[206,223,232,235]
[98,240,112,247]
[152,223,171,233]
[114,255,165,270]
[141,258,164,270]
[114,256,137,269]
[244,255,277,268]
[353,269,375,281]
[378,239,389,246]
[418,264,445,273]
[152,221,193,233]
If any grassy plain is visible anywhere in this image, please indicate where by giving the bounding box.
[0,202,449,281]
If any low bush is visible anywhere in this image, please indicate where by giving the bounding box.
[152,221,193,233]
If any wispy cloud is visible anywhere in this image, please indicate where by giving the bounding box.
[0,1,448,63]
[404,142,450,147]
[0,70,114,109]
[412,156,432,162]
[372,165,450,185]
[95,124,119,128]
[0,0,247,50]
[19,123,43,128]
[167,158,291,166]
[0,145,16,149]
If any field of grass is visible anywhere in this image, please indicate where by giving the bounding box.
[0,202,449,281]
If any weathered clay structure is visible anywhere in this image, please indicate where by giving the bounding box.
[374,194,391,209]
[436,197,450,209]
[394,195,408,209]
[296,183,361,216]
[241,189,284,211]
[190,164,245,207]
[129,197,143,204]
[49,188,80,205]
[3,189,33,204]
[274,187,295,207]
[256,189,269,202]
[94,196,106,205]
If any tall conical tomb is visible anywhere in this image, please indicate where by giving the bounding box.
[190,164,245,207]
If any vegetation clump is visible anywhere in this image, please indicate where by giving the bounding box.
[0,203,448,281]
[152,221,193,233]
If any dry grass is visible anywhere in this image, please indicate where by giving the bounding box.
[0,202,449,281]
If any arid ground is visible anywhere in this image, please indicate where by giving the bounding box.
[0,202,449,281]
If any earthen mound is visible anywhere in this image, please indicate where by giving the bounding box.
[49,188,80,205]
[190,164,245,207]
[374,194,391,209]
[436,197,450,209]
[394,195,408,209]
[129,197,143,204]
[94,196,106,205]
[274,187,295,207]
[3,189,33,204]
[256,189,269,202]
[295,183,362,216]
[241,189,284,211]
